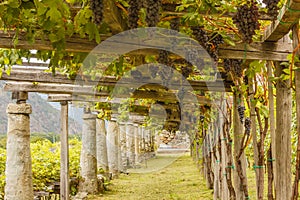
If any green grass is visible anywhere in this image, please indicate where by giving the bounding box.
[90,154,213,200]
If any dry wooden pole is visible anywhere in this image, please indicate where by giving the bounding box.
[267,61,275,200]
[60,101,70,200]
[274,61,292,200]
[233,93,248,200]
[291,23,300,200]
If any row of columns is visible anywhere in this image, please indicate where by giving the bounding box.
[4,95,155,200]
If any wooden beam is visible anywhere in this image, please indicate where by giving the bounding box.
[262,0,300,42]
[1,70,233,92]
[3,81,110,96]
[0,31,293,61]
[48,94,211,106]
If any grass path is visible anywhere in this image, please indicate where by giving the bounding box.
[90,154,213,200]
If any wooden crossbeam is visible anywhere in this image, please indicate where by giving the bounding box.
[48,93,211,105]
[262,0,300,42]
[4,81,212,104]
[1,70,232,92]
[0,31,293,61]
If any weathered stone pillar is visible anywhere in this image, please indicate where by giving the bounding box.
[134,125,141,164]
[107,120,119,178]
[119,123,127,172]
[79,112,98,194]
[126,123,135,168]
[96,118,109,174]
[5,92,34,200]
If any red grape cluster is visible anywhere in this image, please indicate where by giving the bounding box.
[233,1,260,43]
[237,105,245,123]
[263,0,280,19]
[90,0,104,25]
[191,26,223,61]
[244,117,251,135]
[223,59,243,78]
[128,0,141,29]
[145,0,162,27]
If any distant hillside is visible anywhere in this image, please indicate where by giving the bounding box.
[0,89,82,135]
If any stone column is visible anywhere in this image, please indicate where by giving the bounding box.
[119,123,127,172]
[79,112,98,194]
[134,125,141,164]
[96,118,109,174]
[126,123,135,168]
[107,120,119,178]
[5,92,34,200]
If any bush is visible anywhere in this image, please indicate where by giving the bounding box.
[0,138,82,198]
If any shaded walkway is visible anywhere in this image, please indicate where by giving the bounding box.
[92,154,213,200]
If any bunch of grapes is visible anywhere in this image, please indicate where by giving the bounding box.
[158,50,169,65]
[244,117,251,135]
[237,105,245,123]
[223,59,243,78]
[243,75,249,85]
[128,0,141,29]
[233,1,260,43]
[191,26,223,61]
[170,18,180,31]
[149,65,159,78]
[90,0,104,25]
[159,66,173,86]
[232,59,243,78]
[181,61,193,78]
[263,0,280,19]
[145,0,161,27]
[177,87,185,101]
[223,59,231,72]
[191,26,209,47]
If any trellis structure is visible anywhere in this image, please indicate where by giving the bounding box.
[2,0,300,200]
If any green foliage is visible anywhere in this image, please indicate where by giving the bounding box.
[0,138,81,197]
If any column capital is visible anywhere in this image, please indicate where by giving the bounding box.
[6,103,32,114]
[83,113,97,120]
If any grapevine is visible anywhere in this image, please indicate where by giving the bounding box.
[232,1,260,43]
[90,0,104,25]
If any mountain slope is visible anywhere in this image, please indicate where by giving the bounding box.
[0,91,82,135]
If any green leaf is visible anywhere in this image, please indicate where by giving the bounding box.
[46,7,62,22]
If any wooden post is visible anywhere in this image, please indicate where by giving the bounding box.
[233,93,248,200]
[60,101,69,200]
[267,61,275,200]
[274,61,292,200]
[291,23,300,200]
